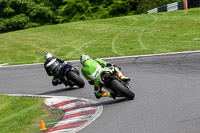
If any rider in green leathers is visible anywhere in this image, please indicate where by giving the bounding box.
[80,54,130,99]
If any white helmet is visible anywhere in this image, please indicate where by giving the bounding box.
[44,52,52,59]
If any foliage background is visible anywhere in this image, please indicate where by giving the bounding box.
[0,0,55,33]
[0,0,180,33]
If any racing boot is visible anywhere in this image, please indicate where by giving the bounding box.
[95,91,115,99]
[122,77,130,84]
[115,67,130,83]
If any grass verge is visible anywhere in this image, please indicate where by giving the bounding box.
[0,95,63,133]
[0,8,200,65]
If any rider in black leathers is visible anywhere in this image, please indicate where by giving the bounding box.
[44,52,70,86]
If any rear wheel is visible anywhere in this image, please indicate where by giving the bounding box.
[110,80,135,100]
[67,71,85,88]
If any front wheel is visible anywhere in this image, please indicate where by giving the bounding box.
[110,80,135,100]
[67,71,85,88]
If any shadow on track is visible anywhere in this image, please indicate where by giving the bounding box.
[37,87,82,95]
[62,98,130,110]
[100,98,128,105]
[91,98,129,108]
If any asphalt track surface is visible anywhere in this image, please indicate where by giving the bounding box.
[1,52,200,133]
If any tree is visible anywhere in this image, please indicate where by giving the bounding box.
[0,0,55,33]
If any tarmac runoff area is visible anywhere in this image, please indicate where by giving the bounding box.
[5,94,103,133]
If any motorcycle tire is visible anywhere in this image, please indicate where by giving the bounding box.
[110,80,135,100]
[68,71,85,88]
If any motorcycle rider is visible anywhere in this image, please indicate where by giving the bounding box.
[44,52,70,86]
[80,54,130,99]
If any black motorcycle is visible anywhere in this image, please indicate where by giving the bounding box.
[60,62,85,88]
[101,68,135,100]
[46,59,85,88]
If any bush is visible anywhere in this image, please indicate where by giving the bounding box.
[0,0,181,33]
[56,0,138,23]
[0,0,55,33]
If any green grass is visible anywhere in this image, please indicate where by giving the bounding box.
[0,8,200,65]
[0,95,63,133]
[0,95,45,132]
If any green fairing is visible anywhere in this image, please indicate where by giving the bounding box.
[81,58,108,88]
